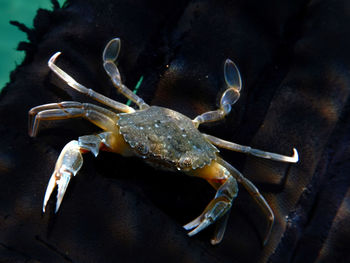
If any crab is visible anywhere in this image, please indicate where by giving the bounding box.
[28,38,298,245]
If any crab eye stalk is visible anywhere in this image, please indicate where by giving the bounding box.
[103,38,122,82]
[192,58,243,127]
[102,38,149,110]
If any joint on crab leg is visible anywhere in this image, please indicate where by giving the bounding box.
[48,52,135,113]
[28,101,83,137]
[184,162,239,245]
[43,132,117,213]
[203,134,299,163]
[102,38,149,110]
[29,102,86,137]
[28,102,120,137]
[193,59,242,127]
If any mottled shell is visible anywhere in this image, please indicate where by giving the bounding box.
[117,106,219,170]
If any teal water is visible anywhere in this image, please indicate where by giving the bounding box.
[0,0,65,92]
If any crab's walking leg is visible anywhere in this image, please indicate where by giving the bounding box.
[203,134,299,163]
[193,59,242,127]
[102,38,149,110]
[217,158,274,246]
[29,101,128,212]
[29,102,131,212]
[184,161,239,245]
[28,101,118,137]
[48,52,135,113]
[43,132,116,213]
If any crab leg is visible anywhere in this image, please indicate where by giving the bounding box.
[29,102,131,212]
[48,52,135,113]
[193,59,242,127]
[184,162,239,245]
[217,158,274,246]
[203,134,299,163]
[43,132,115,213]
[102,38,149,110]
[185,157,275,245]
[28,102,118,137]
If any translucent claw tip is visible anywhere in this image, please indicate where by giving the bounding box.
[55,201,61,214]
[48,51,62,66]
[187,219,211,237]
[183,223,196,231]
[292,148,299,163]
[210,238,221,246]
[183,216,202,231]
[42,174,57,213]
[55,172,72,213]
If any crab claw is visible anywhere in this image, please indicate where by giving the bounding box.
[43,169,73,213]
[183,175,238,244]
[42,141,83,213]
[183,197,232,239]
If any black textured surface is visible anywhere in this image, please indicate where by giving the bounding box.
[1,0,350,262]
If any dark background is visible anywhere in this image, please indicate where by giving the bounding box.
[1,0,350,262]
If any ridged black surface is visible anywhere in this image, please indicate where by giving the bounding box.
[1,0,350,262]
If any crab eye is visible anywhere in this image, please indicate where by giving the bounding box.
[179,156,193,169]
[136,143,149,155]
